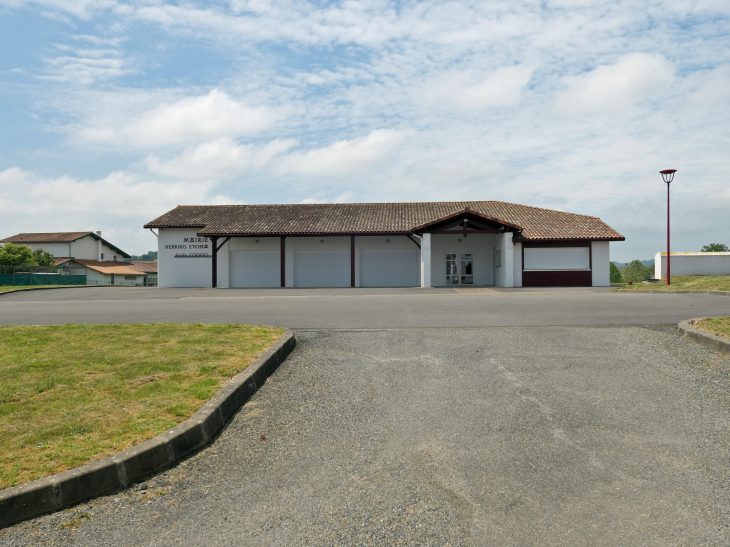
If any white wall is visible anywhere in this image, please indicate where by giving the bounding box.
[493,232,513,287]
[158,228,223,288]
[430,233,496,286]
[655,252,730,278]
[591,241,610,286]
[20,236,124,261]
[513,242,522,287]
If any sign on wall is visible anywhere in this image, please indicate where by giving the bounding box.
[164,236,211,258]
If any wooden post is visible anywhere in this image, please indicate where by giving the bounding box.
[280,236,286,288]
[211,236,218,288]
[351,235,355,287]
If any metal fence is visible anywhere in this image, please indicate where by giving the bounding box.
[0,274,87,286]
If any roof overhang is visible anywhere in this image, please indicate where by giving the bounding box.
[410,208,522,234]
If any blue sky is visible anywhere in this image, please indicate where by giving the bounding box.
[0,0,728,260]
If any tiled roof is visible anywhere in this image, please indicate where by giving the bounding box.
[74,260,144,275]
[131,261,158,273]
[0,231,131,258]
[144,201,624,241]
[53,257,74,266]
[1,232,94,243]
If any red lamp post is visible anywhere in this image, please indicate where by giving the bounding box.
[660,169,677,285]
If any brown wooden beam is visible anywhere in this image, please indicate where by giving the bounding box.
[350,235,355,287]
[406,234,421,249]
[280,236,286,288]
[211,236,219,288]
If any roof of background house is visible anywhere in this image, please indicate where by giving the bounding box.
[131,261,158,273]
[53,257,74,266]
[73,259,143,275]
[0,232,131,258]
[144,202,624,241]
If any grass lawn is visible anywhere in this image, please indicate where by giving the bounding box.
[693,317,730,340]
[0,285,87,294]
[0,323,284,489]
[611,276,730,291]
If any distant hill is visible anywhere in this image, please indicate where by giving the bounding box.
[130,251,158,261]
[613,259,654,267]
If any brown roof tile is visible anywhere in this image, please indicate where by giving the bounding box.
[1,232,94,243]
[74,259,144,275]
[131,261,158,273]
[144,201,624,241]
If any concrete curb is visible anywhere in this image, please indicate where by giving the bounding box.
[678,319,730,356]
[613,289,730,296]
[0,285,120,297]
[0,330,296,529]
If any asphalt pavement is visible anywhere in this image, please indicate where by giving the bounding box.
[0,286,728,328]
[2,328,729,546]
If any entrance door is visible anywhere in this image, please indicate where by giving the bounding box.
[445,253,474,285]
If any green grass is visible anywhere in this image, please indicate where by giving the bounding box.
[611,276,730,291]
[0,285,87,294]
[0,323,284,489]
[693,317,730,340]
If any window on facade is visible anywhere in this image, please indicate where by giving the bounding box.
[124,275,136,280]
[100,253,104,260]
[113,256,117,261]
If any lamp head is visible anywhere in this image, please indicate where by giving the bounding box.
[660,169,677,184]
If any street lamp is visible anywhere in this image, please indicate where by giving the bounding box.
[660,169,677,285]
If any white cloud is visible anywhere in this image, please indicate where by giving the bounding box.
[423,66,534,109]
[77,89,280,148]
[689,64,730,106]
[279,129,414,176]
[145,137,298,179]
[0,166,241,254]
[554,53,675,114]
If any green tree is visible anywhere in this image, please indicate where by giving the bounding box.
[0,242,37,266]
[700,243,729,252]
[32,248,56,267]
[610,262,623,283]
[623,259,653,283]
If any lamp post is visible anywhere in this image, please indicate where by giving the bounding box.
[660,169,677,285]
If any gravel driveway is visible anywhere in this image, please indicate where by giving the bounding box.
[2,327,730,546]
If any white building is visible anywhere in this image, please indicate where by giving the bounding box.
[0,231,157,286]
[0,231,130,262]
[655,252,730,279]
[144,202,624,289]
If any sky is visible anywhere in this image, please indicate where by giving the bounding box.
[0,0,728,261]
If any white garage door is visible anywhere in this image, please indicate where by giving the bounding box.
[523,247,590,270]
[294,250,350,287]
[230,251,280,287]
[360,249,420,287]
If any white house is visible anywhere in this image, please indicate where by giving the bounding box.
[655,252,730,279]
[145,202,624,289]
[0,231,131,262]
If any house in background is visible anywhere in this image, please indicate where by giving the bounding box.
[0,232,131,262]
[1,231,157,286]
[131,261,158,286]
[53,259,158,286]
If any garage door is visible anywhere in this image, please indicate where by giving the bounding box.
[360,249,419,287]
[294,250,350,287]
[523,246,591,287]
[230,251,280,287]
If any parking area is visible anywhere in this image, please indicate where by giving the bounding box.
[2,327,729,546]
[0,286,728,328]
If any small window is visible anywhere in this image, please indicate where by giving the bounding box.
[124,275,136,280]
[113,255,117,261]
[100,253,105,260]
